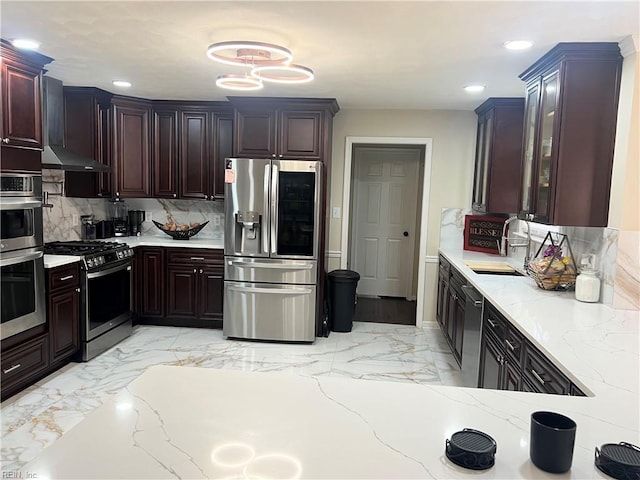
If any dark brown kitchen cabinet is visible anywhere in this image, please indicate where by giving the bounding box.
[479,334,504,390]
[1,330,49,401]
[165,248,223,328]
[518,42,622,226]
[180,108,210,199]
[152,108,178,198]
[47,263,80,366]
[212,112,233,199]
[0,40,52,172]
[112,97,152,198]
[436,256,465,367]
[522,342,571,395]
[136,247,165,320]
[472,97,524,214]
[63,87,113,197]
[230,97,339,161]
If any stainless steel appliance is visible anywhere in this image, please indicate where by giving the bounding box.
[0,173,46,340]
[223,158,321,342]
[128,210,145,236]
[461,284,484,387]
[44,241,134,361]
[107,199,128,237]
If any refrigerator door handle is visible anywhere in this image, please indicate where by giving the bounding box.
[263,163,271,255]
[228,285,313,295]
[270,163,278,254]
[227,260,313,270]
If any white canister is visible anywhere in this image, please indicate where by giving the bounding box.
[575,269,601,303]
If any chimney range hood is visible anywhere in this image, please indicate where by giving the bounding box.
[41,76,110,172]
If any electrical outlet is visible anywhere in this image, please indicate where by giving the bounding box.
[332,207,341,219]
[72,214,79,226]
[146,211,152,223]
[213,214,221,227]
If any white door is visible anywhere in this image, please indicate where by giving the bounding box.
[350,147,420,298]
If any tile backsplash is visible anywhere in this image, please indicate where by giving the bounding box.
[42,169,224,242]
[439,207,620,306]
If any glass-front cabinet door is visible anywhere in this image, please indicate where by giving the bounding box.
[534,71,559,223]
[519,82,541,216]
[472,111,492,212]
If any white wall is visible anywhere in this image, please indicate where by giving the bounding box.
[327,109,477,323]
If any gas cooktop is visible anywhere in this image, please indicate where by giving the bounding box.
[44,241,134,271]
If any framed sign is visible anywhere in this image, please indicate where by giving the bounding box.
[464,215,506,255]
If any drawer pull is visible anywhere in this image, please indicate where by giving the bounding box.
[487,318,498,329]
[3,363,21,374]
[190,257,205,261]
[505,340,516,351]
[58,275,74,281]
[531,369,546,385]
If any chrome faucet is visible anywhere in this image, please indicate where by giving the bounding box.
[499,215,531,268]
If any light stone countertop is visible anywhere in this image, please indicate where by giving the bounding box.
[29,244,638,479]
[43,254,82,269]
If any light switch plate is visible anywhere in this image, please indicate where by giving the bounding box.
[332,207,341,219]
[72,214,79,226]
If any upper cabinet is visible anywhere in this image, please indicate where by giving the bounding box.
[472,98,525,214]
[230,97,339,160]
[0,40,52,171]
[64,87,113,197]
[112,97,152,198]
[518,42,622,227]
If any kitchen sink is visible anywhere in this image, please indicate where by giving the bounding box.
[464,260,525,276]
[471,269,524,276]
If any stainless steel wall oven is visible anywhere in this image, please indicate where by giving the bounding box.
[0,173,45,340]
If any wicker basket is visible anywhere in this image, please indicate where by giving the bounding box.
[527,262,577,290]
[153,220,208,240]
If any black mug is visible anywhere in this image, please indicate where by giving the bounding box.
[530,411,577,473]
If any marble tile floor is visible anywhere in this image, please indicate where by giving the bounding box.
[1,321,463,472]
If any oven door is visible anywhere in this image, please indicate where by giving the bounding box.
[0,248,46,340]
[84,262,132,341]
[0,198,43,252]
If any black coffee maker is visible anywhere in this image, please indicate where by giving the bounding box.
[128,210,145,236]
[108,199,128,237]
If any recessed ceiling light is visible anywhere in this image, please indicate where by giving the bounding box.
[112,80,132,88]
[504,40,534,51]
[11,38,40,50]
[464,85,486,93]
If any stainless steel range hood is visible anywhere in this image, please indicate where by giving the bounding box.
[41,76,110,172]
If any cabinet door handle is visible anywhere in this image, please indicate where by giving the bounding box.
[76,287,81,293]
[173,193,177,198]
[487,318,498,328]
[3,364,21,374]
[199,269,203,274]
[505,340,516,351]
[531,369,546,385]
[193,268,197,273]
[2,138,10,144]
[190,257,205,261]
[58,275,74,281]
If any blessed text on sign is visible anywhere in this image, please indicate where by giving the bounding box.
[463,215,507,255]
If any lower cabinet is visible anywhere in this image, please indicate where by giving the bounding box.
[1,331,49,401]
[136,246,223,328]
[47,263,81,366]
[436,256,465,366]
[479,299,585,396]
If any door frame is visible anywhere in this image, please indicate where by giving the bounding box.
[341,136,433,327]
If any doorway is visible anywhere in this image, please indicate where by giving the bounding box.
[346,143,426,326]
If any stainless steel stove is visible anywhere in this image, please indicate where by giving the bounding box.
[45,241,134,361]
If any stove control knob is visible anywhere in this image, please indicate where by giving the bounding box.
[87,258,94,267]
[117,251,123,259]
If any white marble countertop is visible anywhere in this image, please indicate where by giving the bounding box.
[19,365,640,479]
[43,254,82,269]
[112,235,224,249]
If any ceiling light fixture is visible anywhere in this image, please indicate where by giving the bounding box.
[464,85,486,93]
[207,40,313,91]
[112,80,132,88]
[11,38,40,50]
[504,40,534,50]
[251,64,314,84]
[216,74,263,91]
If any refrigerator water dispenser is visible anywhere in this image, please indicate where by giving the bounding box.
[235,211,262,253]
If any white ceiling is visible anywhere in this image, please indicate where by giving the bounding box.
[2,1,639,111]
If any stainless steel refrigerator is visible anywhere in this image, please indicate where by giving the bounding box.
[223,158,321,342]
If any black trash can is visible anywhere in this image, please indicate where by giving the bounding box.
[328,269,360,332]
